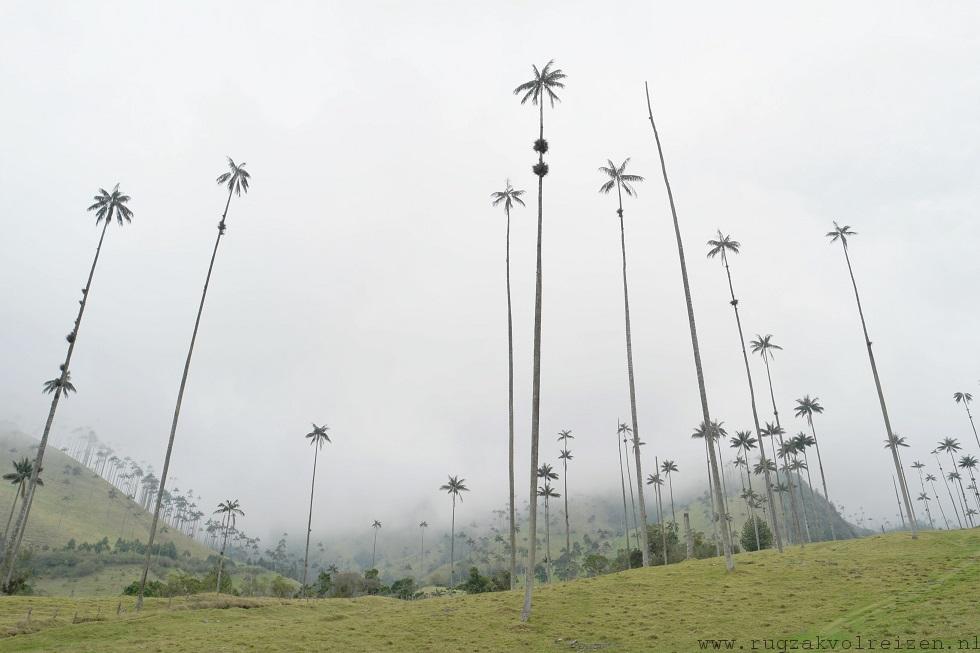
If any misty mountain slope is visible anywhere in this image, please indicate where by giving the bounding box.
[0,431,211,559]
[0,530,975,652]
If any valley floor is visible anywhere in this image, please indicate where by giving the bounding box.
[0,530,976,652]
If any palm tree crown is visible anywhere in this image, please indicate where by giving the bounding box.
[794,395,824,421]
[490,181,526,212]
[512,60,566,107]
[42,372,76,397]
[706,231,740,260]
[953,392,972,405]
[216,158,251,197]
[440,476,469,501]
[750,334,783,362]
[825,221,857,248]
[305,423,331,449]
[598,158,644,196]
[87,184,134,225]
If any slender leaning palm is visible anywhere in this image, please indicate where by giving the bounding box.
[730,430,761,550]
[707,231,782,552]
[910,462,935,529]
[137,159,250,609]
[958,455,980,511]
[491,181,525,589]
[371,520,382,569]
[646,466,668,565]
[2,185,132,588]
[660,460,679,529]
[924,474,950,529]
[418,521,428,579]
[557,429,574,562]
[953,392,980,451]
[441,475,469,587]
[536,482,560,583]
[645,83,733,570]
[932,448,964,528]
[937,438,973,527]
[214,499,244,594]
[599,157,651,567]
[826,222,916,537]
[514,59,566,622]
[615,421,633,564]
[794,396,836,540]
[302,424,331,590]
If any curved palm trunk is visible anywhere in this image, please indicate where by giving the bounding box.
[562,457,570,563]
[215,514,230,593]
[795,462,812,542]
[915,470,935,529]
[2,220,112,587]
[616,188,650,567]
[892,476,907,528]
[623,435,640,545]
[667,474,677,529]
[302,446,320,590]
[505,205,517,590]
[645,83,733,570]
[615,422,633,565]
[934,454,963,528]
[948,451,973,527]
[762,359,803,547]
[720,253,782,552]
[137,189,234,609]
[521,99,546,623]
[702,440,721,556]
[450,496,456,586]
[419,528,425,578]
[961,403,980,452]
[654,456,668,565]
[835,243,917,537]
[544,495,551,583]
[807,417,836,540]
[928,479,951,529]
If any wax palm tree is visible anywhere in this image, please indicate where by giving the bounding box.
[707,230,782,551]
[786,456,812,542]
[953,392,980,451]
[301,423,331,590]
[793,395,835,540]
[137,158,251,609]
[692,421,728,551]
[620,426,641,547]
[557,430,574,560]
[751,337,804,546]
[418,521,428,579]
[958,455,980,511]
[910,460,935,529]
[41,373,76,398]
[645,82,733,571]
[615,421,633,565]
[792,433,821,538]
[371,520,382,569]
[2,459,42,543]
[915,492,934,529]
[937,438,972,527]
[933,448,964,528]
[730,431,761,549]
[214,499,244,593]
[646,467,668,565]
[1,185,133,587]
[441,475,469,586]
[491,180,525,589]
[826,222,916,537]
[660,460,679,529]
[536,482,560,583]
[924,474,951,529]
[514,59,566,622]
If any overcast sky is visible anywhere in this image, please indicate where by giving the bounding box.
[1,1,978,543]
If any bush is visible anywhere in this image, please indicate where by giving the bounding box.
[740,516,773,552]
[269,575,294,598]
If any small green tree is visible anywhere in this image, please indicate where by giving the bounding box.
[740,516,772,552]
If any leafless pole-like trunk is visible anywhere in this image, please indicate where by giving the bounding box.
[892,476,907,529]
[302,445,320,590]
[644,82,733,570]
[834,240,917,538]
[615,421,633,565]
[2,219,112,587]
[806,416,836,540]
[504,203,517,590]
[137,188,235,610]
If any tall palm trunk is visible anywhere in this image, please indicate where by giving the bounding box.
[947,451,973,527]
[302,445,320,590]
[137,188,235,609]
[215,514,230,593]
[667,474,677,529]
[960,402,980,452]
[419,528,425,577]
[561,455,570,564]
[2,219,112,587]
[702,439,721,556]
[645,82,733,570]
[2,487,24,543]
[615,185,650,566]
[801,451,820,539]
[835,242,917,537]
[933,454,963,528]
[372,530,378,568]
[794,463,812,542]
[714,438,736,544]
[928,478,951,529]
[892,476,907,528]
[521,98,546,623]
[615,422,633,565]
[739,449,761,550]
[654,456,668,565]
[543,495,551,583]
[762,359,804,546]
[447,498,456,586]
[622,434,640,544]
[505,203,517,590]
[915,470,935,529]
[719,252,782,552]
[806,417,836,540]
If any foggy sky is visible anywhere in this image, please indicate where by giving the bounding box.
[1,0,978,544]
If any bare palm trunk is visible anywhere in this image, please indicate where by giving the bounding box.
[892,476,907,528]
[645,82,733,571]
[835,243,917,537]
[2,220,112,587]
[450,496,456,586]
[544,496,551,583]
[935,454,964,528]
[928,479,951,529]
[302,446,320,590]
[714,438,736,545]
[719,252,783,552]
[622,434,640,545]
[562,456,570,563]
[654,456,668,565]
[739,450,761,550]
[2,491,23,544]
[702,439,720,556]
[807,417,836,540]
[137,189,234,609]
[215,514,230,594]
[505,204,517,590]
[961,403,980,452]
[419,528,425,578]
[762,358,804,547]
[616,187,650,566]
[801,452,820,539]
[667,474,677,529]
[795,464,812,542]
[521,100,546,623]
[615,421,633,565]
[948,451,973,527]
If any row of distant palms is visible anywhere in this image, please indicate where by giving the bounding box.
[0,159,252,604]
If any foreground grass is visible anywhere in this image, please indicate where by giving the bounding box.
[0,530,976,652]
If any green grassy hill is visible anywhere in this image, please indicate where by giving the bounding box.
[0,529,974,652]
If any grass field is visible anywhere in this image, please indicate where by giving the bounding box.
[0,529,975,652]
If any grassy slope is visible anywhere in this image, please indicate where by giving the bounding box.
[0,530,975,652]
[0,432,211,559]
